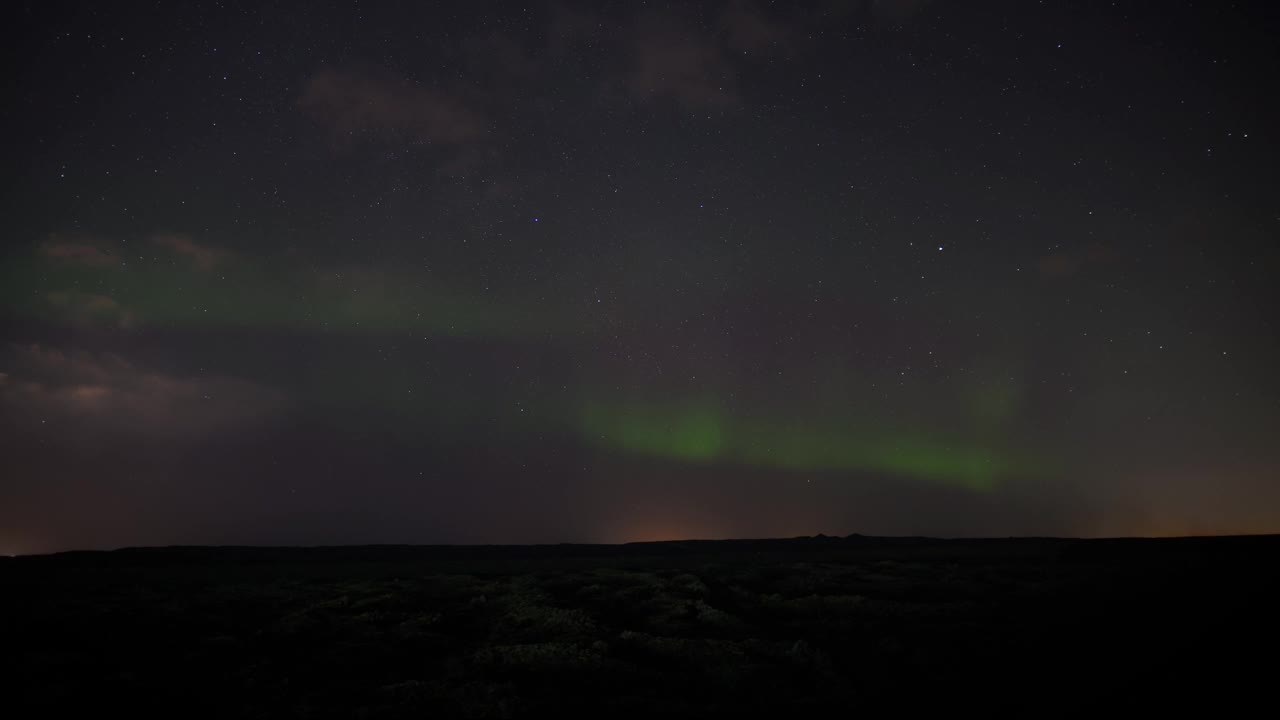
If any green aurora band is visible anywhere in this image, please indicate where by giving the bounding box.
[6,244,1048,491]
[580,397,1037,492]
[2,253,582,339]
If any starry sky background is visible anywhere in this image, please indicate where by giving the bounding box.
[3,0,1278,554]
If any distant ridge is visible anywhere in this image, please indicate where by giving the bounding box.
[6,533,1278,562]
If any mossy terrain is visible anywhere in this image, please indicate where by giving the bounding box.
[3,535,1276,716]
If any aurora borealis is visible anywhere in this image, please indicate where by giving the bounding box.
[3,1,1278,553]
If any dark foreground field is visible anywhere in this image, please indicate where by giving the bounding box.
[3,535,1277,716]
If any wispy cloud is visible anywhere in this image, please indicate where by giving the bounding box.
[152,233,227,270]
[300,67,488,146]
[869,0,933,23]
[0,343,285,437]
[1039,243,1117,279]
[629,12,739,110]
[41,237,117,267]
[548,2,608,54]
[720,0,797,53]
[46,291,135,329]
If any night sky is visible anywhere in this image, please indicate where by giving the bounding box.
[3,1,1278,554]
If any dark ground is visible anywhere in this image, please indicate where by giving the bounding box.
[3,535,1277,716]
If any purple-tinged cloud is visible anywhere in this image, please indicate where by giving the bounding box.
[0,343,286,438]
[300,67,488,146]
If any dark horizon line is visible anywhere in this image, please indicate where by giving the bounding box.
[8,532,1280,559]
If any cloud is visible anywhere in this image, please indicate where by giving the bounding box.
[1038,253,1083,278]
[1039,243,1118,279]
[42,233,229,271]
[462,31,539,85]
[41,237,117,267]
[629,13,739,110]
[720,1,796,53]
[46,291,136,329]
[0,343,285,437]
[548,3,607,54]
[151,233,226,270]
[300,67,488,146]
[868,0,932,23]
[818,0,932,23]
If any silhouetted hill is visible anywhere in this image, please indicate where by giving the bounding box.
[3,535,1276,716]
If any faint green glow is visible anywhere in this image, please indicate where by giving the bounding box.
[740,427,1014,492]
[971,379,1021,427]
[584,399,724,461]
[580,398,1033,491]
[4,244,1046,492]
[2,254,586,339]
